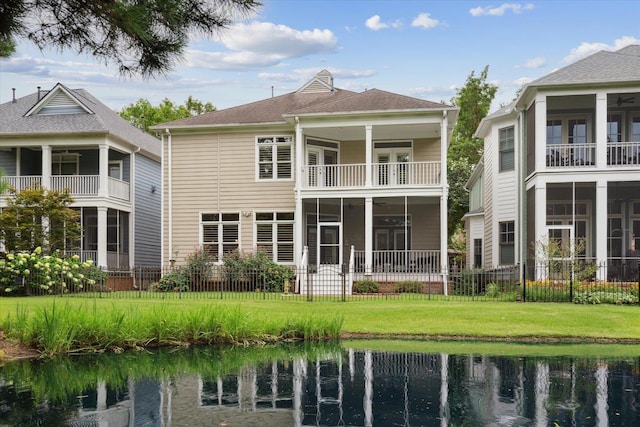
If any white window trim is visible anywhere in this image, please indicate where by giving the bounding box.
[199,212,241,264]
[52,152,80,175]
[254,211,295,264]
[108,160,123,180]
[546,200,591,258]
[546,114,593,145]
[498,126,515,172]
[255,135,294,182]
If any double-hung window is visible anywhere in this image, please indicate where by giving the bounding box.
[201,213,239,262]
[499,126,514,171]
[257,136,293,180]
[255,212,294,263]
[499,221,515,265]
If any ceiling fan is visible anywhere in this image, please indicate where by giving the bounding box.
[616,95,635,106]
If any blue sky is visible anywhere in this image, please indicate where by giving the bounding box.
[1,1,639,112]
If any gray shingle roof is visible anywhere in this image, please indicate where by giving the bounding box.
[0,84,160,158]
[529,45,640,87]
[155,71,454,129]
[157,88,357,128]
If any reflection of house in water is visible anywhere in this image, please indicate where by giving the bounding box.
[59,350,630,426]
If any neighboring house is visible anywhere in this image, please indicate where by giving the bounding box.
[0,83,161,269]
[467,45,640,280]
[154,70,457,293]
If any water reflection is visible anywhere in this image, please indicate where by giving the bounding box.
[1,343,640,426]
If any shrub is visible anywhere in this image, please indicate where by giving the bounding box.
[0,247,105,295]
[184,248,216,286]
[396,280,423,293]
[573,291,638,305]
[485,283,500,298]
[353,279,379,293]
[155,270,189,292]
[223,250,294,292]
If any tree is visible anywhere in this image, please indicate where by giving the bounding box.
[0,0,260,77]
[118,96,216,133]
[447,66,497,238]
[0,168,9,195]
[0,185,80,254]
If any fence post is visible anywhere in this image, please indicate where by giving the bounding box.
[342,263,346,302]
[521,263,526,303]
[307,266,312,302]
[569,264,574,303]
[638,268,640,306]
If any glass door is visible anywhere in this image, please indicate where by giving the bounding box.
[318,223,341,265]
[376,151,410,185]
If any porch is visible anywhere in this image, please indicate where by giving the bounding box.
[302,161,441,189]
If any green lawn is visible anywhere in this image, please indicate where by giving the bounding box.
[2,296,640,342]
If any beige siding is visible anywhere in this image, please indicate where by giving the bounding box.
[339,138,441,165]
[164,131,295,264]
[341,140,365,164]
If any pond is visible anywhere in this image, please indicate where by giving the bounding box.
[1,341,640,426]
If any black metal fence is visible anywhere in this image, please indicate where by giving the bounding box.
[2,262,639,304]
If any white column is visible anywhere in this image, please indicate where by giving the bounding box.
[97,380,107,411]
[595,91,608,169]
[534,95,547,172]
[295,120,304,267]
[41,144,51,189]
[365,125,373,188]
[97,206,108,268]
[364,197,373,274]
[99,144,109,197]
[441,113,449,294]
[535,362,549,427]
[535,182,547,280]
[293,358,304,427]
[16,147,21,176]
[596,180,608,280]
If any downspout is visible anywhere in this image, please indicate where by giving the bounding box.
[294,117,303,267]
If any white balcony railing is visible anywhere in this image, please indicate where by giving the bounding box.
[0,175,42,192]
[546,144,595,167]
[302,161,441,189]
[50,175,99,195]
[352,249,442,273]
[108,177,130,201]
[607,141,640,166]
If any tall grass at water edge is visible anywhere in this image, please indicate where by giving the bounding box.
[2,301,344,356]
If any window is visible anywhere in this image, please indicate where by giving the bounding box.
[499,126,515,171]
[568,119,587,144]
[499,221,515,265]
[473,239,482,269]
[52,153,79,175]
[607,114,623,142]
[255,212,294,263]
[546,120,562,145]
[201,213,239,262]
[108,161,122,180]
[257,136,293,180]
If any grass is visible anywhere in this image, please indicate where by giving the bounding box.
[3,296,640,356]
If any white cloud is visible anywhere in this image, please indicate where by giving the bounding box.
[411,13,441,29]
[185,21,337,71]
[365,15,401,31]
[563,36,640,63]
[516,57,547,69]
[469,3,534,16]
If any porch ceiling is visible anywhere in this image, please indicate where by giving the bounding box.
[303,123,441,141]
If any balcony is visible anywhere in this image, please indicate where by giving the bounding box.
[546,144,595,168]
[607,141,640,166]
[302,161,441,189]
[1,175,130,201]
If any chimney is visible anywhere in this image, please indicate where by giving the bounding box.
[37,86,41,100]
[12,88,16,103]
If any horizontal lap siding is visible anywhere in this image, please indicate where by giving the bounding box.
[164,132,295,264]
[134,154,161,265]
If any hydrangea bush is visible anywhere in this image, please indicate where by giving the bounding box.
[0,247,106,295]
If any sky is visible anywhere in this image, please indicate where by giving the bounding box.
[1,1,640,113]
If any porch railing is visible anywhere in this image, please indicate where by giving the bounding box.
[108,177,130,201]
[64,250,98,263]
[546,144,595,167]
[607,141,640,166]
[352,249,441,273]
[302,161,441,189]
[0,175,42,192]
[51,175,99,196]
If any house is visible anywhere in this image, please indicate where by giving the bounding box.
[0,83,161,269]
[154,70,458,293]
[466,45,640,280]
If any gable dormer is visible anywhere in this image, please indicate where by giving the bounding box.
[24,83,94,116]
[297,70,335,94]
